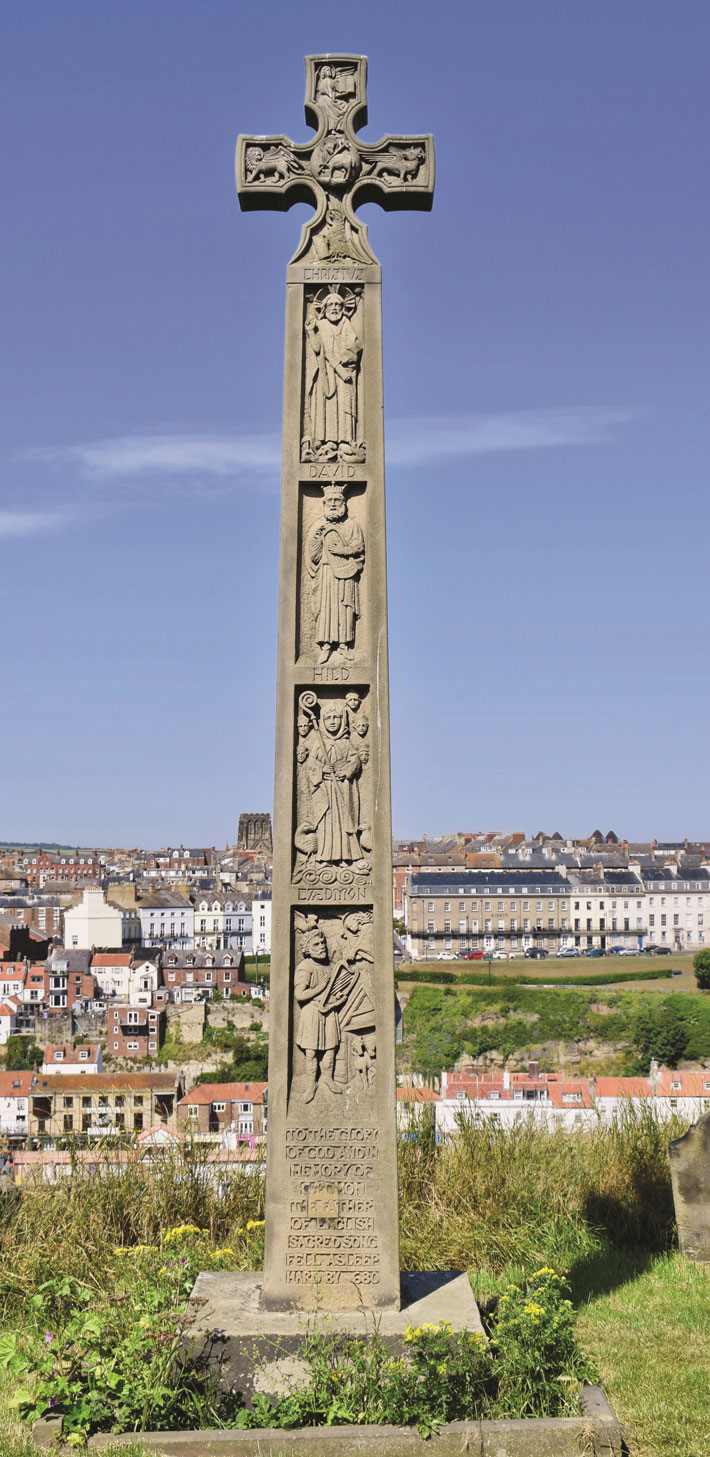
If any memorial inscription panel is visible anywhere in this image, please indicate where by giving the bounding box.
[237,54,433,1311]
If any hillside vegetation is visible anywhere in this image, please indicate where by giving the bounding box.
[398,983,710,1077]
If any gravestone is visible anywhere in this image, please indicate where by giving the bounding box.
[189,57,481,1389]
[670,1112,710,1262]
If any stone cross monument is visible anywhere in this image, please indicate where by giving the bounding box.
[237,56,434,1312]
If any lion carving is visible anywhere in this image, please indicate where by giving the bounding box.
[363,145,425,185]
[245,145,302,185]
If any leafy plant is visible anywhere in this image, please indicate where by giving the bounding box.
[491,1268,596,1416]
[2,1226,266,1439]
[693,949,710,990]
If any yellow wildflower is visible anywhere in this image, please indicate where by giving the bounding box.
[522,1302,546,1322]
[163,1224,203,1245]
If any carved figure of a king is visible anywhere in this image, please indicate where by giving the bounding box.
[304,292,362,458]
[307,485,365,663]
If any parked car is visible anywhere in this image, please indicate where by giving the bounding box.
[608,946,625,955]
[644,945,672,956]
[619,947,641,956]
[462,951,484,960]
[492,949,508,960]
[436,952,456,961]
[559,947,580,957]
[585,949,604,958]
[524,947,547,959]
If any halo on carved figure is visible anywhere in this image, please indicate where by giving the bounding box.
[312,284,359,318]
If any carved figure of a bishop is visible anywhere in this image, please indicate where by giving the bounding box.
[303,292,363,461]
[307,485,365,663]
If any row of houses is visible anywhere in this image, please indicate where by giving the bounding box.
[402,866,710,956]
[62,888,272,955]
[0,945,268,1057]
[0,1070,267,1147]
[401,1063,710,1135]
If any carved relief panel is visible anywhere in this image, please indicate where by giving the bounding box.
[297,481,367,667]
[290,907,376,1107]
[301,285,365,464]
[293,686,371,893]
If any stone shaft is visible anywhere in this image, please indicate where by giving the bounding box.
[237,55,433,1312]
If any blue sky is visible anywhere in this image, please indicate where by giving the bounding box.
[3,2,709,846]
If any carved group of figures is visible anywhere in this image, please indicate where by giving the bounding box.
[294,690,370,885]
[302,287,365,464]
[293,910,376,1103]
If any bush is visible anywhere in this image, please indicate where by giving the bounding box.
[693,949,710,990]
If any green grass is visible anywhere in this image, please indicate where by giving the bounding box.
[575,1253,710,1457]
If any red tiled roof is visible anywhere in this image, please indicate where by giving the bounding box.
[0,1071,32,1097]
[91,953,131,966]
[180,1081,266,1107]
[594,1078,653,1098]
[656,1069,710,1097]
[397,1087,440,1102]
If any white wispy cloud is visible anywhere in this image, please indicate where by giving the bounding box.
[32,407,637,486]
[56,432,281,478]
[386,407,639,466]
[0,511,64,539]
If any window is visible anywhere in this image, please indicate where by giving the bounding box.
[82,1096,91,1108]
[444,920,451,934]
[127,1041,139,1051]
[113,1042,119,1050]
[427,902,434,912]
[63,1096,73,1108]
[134,1113,143,1130]
[78,1049,88,1061]
[134,1096,143,1107]
[188,1105,199,1118]
[127,1010,139,1025]
[213,1102,226,1112]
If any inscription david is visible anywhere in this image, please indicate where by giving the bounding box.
[291,909,376,1106]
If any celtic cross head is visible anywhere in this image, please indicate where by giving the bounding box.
[236,55,434,264]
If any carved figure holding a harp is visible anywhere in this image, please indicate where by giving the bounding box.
[294,915,356,1103]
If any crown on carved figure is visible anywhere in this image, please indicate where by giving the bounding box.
[322,483,346,500]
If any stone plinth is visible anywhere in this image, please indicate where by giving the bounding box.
[670,1111,710,1261]
[187,1270,483,1404]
